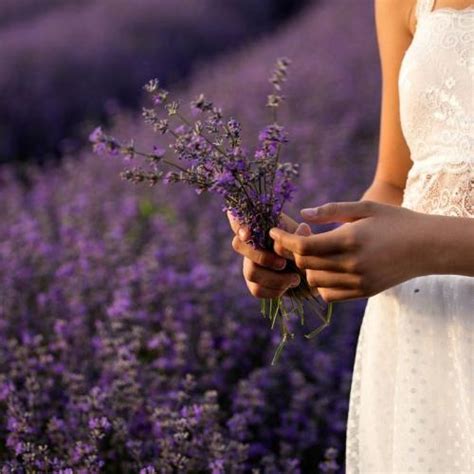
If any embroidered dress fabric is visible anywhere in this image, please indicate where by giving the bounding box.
[345,0,474,472]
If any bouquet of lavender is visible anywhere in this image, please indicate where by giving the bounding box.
[90,58,333,364]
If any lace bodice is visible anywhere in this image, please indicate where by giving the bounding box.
[399,0,474,217]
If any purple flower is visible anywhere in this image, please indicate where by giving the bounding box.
[209,459,225,474]
[88,416,111,431]
[258,124,288,144]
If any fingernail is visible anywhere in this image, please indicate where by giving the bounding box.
[301,208,319,217]
[290,276,300,287]
[274,259,286,270]
[269,228,279,238]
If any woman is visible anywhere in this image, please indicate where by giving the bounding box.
[228,0,473,471]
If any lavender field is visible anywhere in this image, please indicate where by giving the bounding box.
[0,0,380,472]
[0,0,308,163]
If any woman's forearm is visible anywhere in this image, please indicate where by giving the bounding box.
[360,179,404,206]
[360,180,474,277]
[423,214,474,277]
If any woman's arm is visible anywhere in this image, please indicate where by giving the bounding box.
[361,0,416,206]
[425,215,474,277]
[267,0,474,303]
[269,202,474,303]
[360,179,405,206]
[360,0,474,278]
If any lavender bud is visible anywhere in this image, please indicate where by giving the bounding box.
[153,90,169,105]
[142,108,158,125]
[155,119,169,134]
[121,141,135,161]
[88,126,105,144]
[226,119,241,139]
[193,120,203,135]
[267,94,283,108]
[191,93,213,112]
[165,101,179,116]
[143,78,159,93]
[151,146,166,160]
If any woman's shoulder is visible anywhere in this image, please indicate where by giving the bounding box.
[375,0,417,37]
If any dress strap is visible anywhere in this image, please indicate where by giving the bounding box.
[415,0,435,20]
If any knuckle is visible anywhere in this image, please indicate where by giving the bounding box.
[246,281,259,298]
[363,200,376,213]
[294,254,307,269]
[357,275,371,293]
[252,286,269,299]
[343,227,359,249]
[296,240,310,256]
[231,236,240,252]
[244,263,259,283]
[346,257,362,274]
[323,202,338,215]
[248,286,260,298]
[256,253,273,268]
[319,289,333,304]
[306,272,319,288]
[352,273,364,290]
[273,243,286,257]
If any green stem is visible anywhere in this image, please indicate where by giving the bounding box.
[271,333,287,366]
[304,303,334,339]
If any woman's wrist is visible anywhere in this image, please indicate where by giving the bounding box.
[418,213,474,277]
[361,179,404,206]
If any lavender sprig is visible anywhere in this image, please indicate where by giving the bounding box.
[90,58,333,364]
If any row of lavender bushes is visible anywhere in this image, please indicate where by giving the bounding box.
[0,0,380,471]
[0,0,77,28]
[0,0,310,164]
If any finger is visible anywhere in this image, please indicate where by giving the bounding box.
[269,227,345,256]
[226,211,251,241]
[243,258,300,290]
[294,254,347,272]
[227,210,240,234]
[295,222,312,236]
[232,236,286,270]
[273,223,311,260]
[318,287,364,303]
[246,281,286,299]
[278,213,299,233]
[273,242,294,261]
[300,201,379,224]
[237,225,251,242]
[306,270,361,289]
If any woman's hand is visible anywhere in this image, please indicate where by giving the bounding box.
[227,211,302,299]
[269,201,435,303]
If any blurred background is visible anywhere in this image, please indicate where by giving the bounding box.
[0,0,312,165]
[0,0,381,472]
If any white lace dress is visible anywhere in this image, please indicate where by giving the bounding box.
[345,0,474,472]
